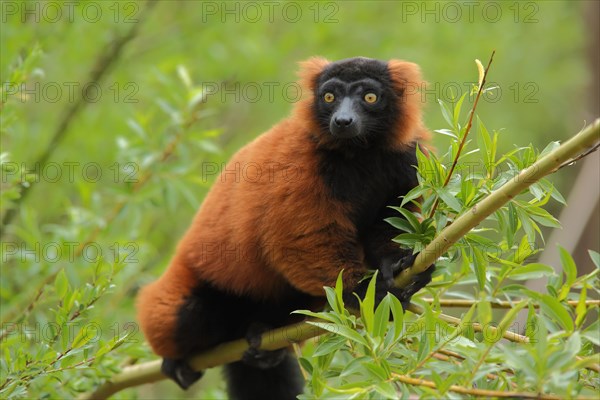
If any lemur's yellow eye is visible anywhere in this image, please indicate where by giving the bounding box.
[323,93,335,103]
[364,93,377,103]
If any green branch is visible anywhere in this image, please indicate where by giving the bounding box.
[79,322,322,399]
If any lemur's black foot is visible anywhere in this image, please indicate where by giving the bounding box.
[242,323,288,369]
[391,253,435,309]
[161,358,204,390]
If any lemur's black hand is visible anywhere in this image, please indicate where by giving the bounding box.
[241,323,288,369]
[344,253,435,311]
[161,358,204,390]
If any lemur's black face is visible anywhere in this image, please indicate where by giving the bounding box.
[314,57,398,143]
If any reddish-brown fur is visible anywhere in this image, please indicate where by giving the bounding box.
[137,57,429,359]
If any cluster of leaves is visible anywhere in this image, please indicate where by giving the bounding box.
[296,97,599,398]
[299,258,598,399]
[0,262,137,398]
[0,51,224,398]
[296,273,407,399]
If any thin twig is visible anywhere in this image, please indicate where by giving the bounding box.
[392,373,573,399]
[407,303,529,343]
[556,140,600,171]
[428,50,496,218]
[421,299,600,308]
[427,352,516,387]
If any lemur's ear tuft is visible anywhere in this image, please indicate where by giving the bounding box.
[387,60,429,147]
[387,60,423,95]
[298,57,330,91]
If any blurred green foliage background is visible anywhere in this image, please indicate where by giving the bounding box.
[1,1,597,398]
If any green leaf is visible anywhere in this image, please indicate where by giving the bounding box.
[536,294,575,332]
[434,211,448,232]
[54,269,69,299]
[177,64,192,88]
[460,175,477,207]
[312,335,347,357]
[575,287,587,328]
[292,310,341,324]
[197,140,221,154]
[527,207,561,228]
[339,356,369,378]
[516,208,536,243]
[539,141,560,157]
[389,295,404,341]
[507,203,518,247]
[400,185,425,208]
[94,343,111,360]
[558,246,577,287]
[466,232,499,249]
[453,93,467,128]
[508,263,554,280]
[503,343,537,378]
[562,331,581,361]
[324,287,341,315]
[373,294,391,339]
[384,217,413,233]
[589,250,600,269]
[582,321,600,346]
[434,128,457,139]
[335,380,374,392]
[373,381,397,398]
[335,271,345,312]
[513,234,535,264]
[438,99,454,128]
[360,272,377,334]
[549,186,567,205]
[389,207,421,231]
[416,329,429,363]
[536,178,567,205]
[392,233,425,248]
[477,297,492,331]
[477,117,492,172]
[71,328,92,349]
[306,322,368,346]
[493,300,528,344]
[498,283,530,295]
[436,187,462,213]
[573,355,600,371]
[60,324,70,351]
[525,304,537,340]
[472,247,487,291]
[491,130,499,167]
[298,357,313,375]
[363,362,388,381]
[528,183,544,201]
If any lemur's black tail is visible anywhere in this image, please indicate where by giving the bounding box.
[224,352,304,400]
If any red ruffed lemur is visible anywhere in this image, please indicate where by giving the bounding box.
[137,57,434,400]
